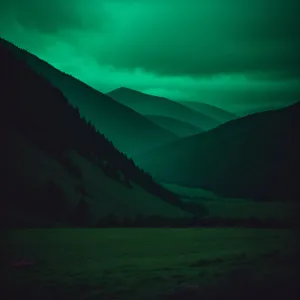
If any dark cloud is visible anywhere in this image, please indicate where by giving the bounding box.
[1,0,299,78]
[95,0,300,79]
[0,0,299,113]
[0,0,106,34]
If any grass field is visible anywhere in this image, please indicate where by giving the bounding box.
[163,183,300,223]
[1,228,299,299]
[189,199,300,222]
[162,183,246,201]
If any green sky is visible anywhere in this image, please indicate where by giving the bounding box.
[1,0,299,114]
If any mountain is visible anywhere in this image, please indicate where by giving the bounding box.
[234,101,300,117]
[144,115,203,137]
[133,102,300,202]
[0,40,192,227]
[178,101,237,123]
[107,87,220,130]
[0,38,177,157]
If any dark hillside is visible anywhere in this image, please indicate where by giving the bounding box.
[134,102,300,202]
[0,40,184,222]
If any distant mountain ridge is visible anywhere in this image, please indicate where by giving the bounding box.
[0,38,177,156]
[179,101,237,123]
[134,101,300,202]
[107,87,220,130]
[144,115,203,137]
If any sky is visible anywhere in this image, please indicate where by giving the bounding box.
[0,0,300,114]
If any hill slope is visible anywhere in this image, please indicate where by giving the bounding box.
[107,87,220,130]
[134,102,300,202]
[3,130,190,227]
[0,39,191,227]
[179,101,237,123]
[0,38,177,157]
[144,115,203,137]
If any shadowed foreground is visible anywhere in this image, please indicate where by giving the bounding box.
[1,228,299,299]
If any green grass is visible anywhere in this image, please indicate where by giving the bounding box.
[2,228,299,299]
[199,200,300,221]
[162,183,244,201]
[163,183,300,224]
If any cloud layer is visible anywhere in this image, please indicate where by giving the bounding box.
[0,0,299,112]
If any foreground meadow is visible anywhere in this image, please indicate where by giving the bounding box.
[1,228,299,299]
